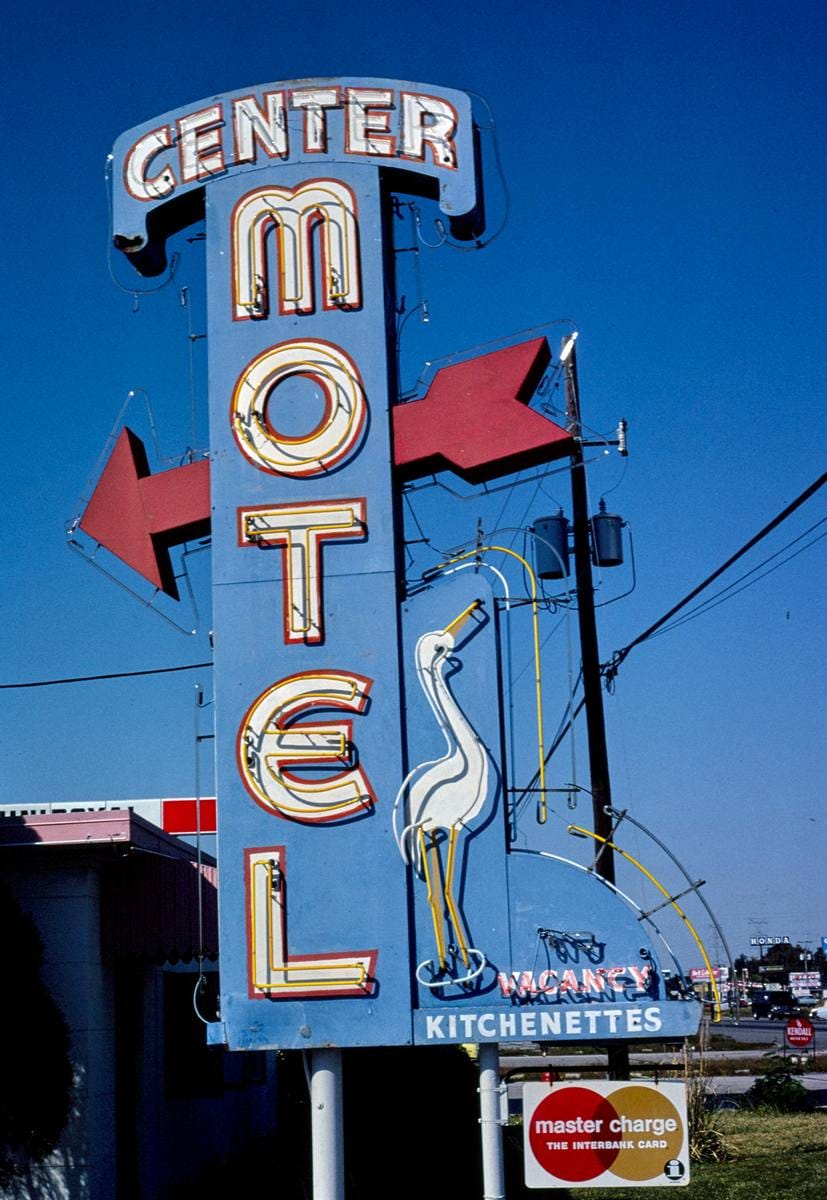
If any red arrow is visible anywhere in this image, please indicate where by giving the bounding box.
[392,337,573,483]
[80,339,567,596]
[79,428,211,599]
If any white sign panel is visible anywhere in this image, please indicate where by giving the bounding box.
[524,1080,689,1189]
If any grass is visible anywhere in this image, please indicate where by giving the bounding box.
[507,1110,827,1199]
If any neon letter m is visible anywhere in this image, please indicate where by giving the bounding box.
[232,179,361,318]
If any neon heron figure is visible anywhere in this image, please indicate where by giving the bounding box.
[393,600,490,985]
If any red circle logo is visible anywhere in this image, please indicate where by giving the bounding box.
[528,1087,620,1181]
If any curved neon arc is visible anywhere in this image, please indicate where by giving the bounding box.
[567,826,723,1022]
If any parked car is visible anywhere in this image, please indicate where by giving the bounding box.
[768,999,804,1020]
[812,1003,827,1021]
[751,989,797,1019]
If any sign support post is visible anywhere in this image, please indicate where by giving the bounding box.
[479,1042,505,1200]
[310,1048,345,1200]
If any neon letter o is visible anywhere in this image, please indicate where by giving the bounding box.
[231,339,367,476]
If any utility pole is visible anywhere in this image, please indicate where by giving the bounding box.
[562,336,616,884]
[749,918,767,983]
[562,335,628,1079]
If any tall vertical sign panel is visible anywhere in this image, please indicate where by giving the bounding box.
[208,164,409,1049]
[112,79,482,1049]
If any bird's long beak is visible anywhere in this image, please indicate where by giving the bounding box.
[442,599,482,639]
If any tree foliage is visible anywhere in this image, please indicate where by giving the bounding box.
[735,942,824,981]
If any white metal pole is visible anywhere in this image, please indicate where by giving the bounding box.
[479,1041,505,1200]
[310,1048,345,1200]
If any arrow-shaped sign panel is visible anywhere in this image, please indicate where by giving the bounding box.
[80,339,570,597]
[392,337,573,483]
[79,428,210,598]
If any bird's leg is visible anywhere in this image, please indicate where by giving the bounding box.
[420,828,448,970]
[444,824,469,967]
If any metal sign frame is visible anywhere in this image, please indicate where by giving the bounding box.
[94,76,704,1055]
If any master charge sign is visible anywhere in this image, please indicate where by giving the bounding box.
[523,1081,689,1188]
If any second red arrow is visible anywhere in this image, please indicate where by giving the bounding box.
[80,428,211,598]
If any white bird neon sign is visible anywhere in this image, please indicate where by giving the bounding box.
[393,599,490,986]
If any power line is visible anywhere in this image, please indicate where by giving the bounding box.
[605,469,826,682]
[520,469,826,781]
[6,475,823,697]
[0,661,213,690]
[651,519,827,638]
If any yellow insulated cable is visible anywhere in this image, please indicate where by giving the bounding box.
[567,824,722,1022]
[437,546,547,819]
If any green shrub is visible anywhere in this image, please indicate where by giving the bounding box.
[746,1058,811,1113]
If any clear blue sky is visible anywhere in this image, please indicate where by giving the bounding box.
[2,0,825,971]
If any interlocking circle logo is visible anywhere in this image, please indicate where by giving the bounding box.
[528,1083,685,1184]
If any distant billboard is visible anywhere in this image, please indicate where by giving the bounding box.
[789,972,820,992]
[689,967,729,983]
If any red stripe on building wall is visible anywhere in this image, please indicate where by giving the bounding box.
[162,797,217,835]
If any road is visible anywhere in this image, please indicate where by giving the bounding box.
[505,1072,827,1108]
[501,1023,827,1109]
[712,1015,825,1047]
[705,1072,827,1100]
[708,1017,789,1045]
[501,1047,827,1110]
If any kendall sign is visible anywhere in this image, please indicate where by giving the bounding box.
[87,77,701,1053]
